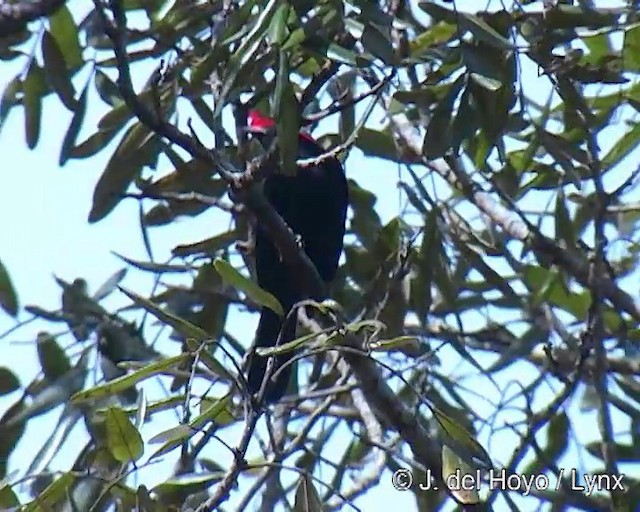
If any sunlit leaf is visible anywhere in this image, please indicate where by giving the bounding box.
[71,354,188,403]
[213,258,284,316]
[105,406,144,462]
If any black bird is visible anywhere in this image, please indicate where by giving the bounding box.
[245,109,348,403]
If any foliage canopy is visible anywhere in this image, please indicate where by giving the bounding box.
[1,0,640,510]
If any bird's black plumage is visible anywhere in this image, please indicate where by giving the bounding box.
[246,115,348,403]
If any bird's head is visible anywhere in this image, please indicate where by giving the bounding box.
[247,109,276,135]
[246,109,315,144]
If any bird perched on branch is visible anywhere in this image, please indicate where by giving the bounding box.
[245,109,348,404]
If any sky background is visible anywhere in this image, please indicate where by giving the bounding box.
[1,0,639,510]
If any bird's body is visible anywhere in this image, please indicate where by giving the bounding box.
[246,111,348,403]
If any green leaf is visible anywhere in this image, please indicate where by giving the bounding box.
[172,231,238,257]
[0,258,18,316]
[410,22,457,58]
[273,50,299,175]
[433,407,492,471]
[257,331,324,357]
[0,484,19,509]
[149,424,194,445]
[0,368,20,396]
[36,332,71,381]
[423,75,465,159]
[59,86,87,166]
[97,100,132,132]
[105,406,144,462]
[601,121,640,172]
[0,76,22,133]
[462,43,503,91]
[213,258,284,316]
[214,0,281,118]
[368,336,419,351]
[460,12,514,50]
[41,30,77,110]
[94,70,121,106]
[442,445,480,504]
[69,126,123,160]
[24,472,75,511]
[361,24,397,65]
[190,393,235,429]
[88,122,156,223]
[268,3,290,45]
[23,62,46,149]
[152,471,225,495]
[119,287,211,341]
[48,6,83,70]
[325,43,361,66]
[71,354,188,403]
[355,127,417,163]
[114,253,191,274]
[543,5,621,30]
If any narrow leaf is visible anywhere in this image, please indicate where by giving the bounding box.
[214,258,283,316]
[119,286,211,341]
[0,258,18,316]
[71,354,188,403]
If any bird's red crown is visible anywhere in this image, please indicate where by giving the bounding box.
[247,109,315,143]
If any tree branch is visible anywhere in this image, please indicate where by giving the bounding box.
[390,114,640,322]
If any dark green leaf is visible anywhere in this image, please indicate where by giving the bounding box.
[94,70,121,106]
[459,13,514,50]
[23,472,75,511]
[119,287,211,341]
[172,231,238,257]
[0,484,19,509]
[72,354,188,403]
[89,123,156,223]
[0,76,22,133]
[23,62,46,149]
[0,368,20,396]
[433,407,492,471]
[554,189,575,247]
[274,50,299,175]
[361,24,397,65]
[462,43,503,91]
[601,121,640,172]
[213,258,284,316]
[115,253,191,274]
[0,258,18,316]
[423,75,465,159]
[59,86,87,166]
[268,3,290,45]
[36,332,71,381]
[48,6,83,70]
[41,30,77,110]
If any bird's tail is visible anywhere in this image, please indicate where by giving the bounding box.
[246,305,298,403]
